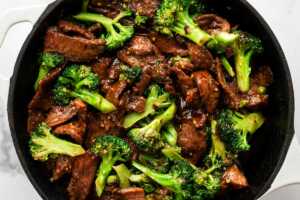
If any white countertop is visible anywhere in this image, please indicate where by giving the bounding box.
[0,0,299,199]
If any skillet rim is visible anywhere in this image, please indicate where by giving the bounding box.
[7,0,295,199]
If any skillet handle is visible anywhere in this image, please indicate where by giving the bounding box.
[0,4,48,47]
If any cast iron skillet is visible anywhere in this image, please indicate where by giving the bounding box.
[7,0,294,199]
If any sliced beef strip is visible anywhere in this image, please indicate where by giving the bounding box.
[177,121,207,164]
[221,165,249,190]
[108,59,122,80]
[133,70,152,95]
[105,80,128,107]
[117,36,165,68]
[149,32,189,56]
[129,0,161,18]
[171,57,195,72]
[44,27,105,62]
[67,152,99,200]
[90,0,123,18]
[54,121,86,144]
[192,111,208,129]
[51,156,73,182]
[58,20,95,39]
[196,14,231,34]
[119,187,145,200]
[192,71,220,113]
[45,99,86,127]
[251,65,273,87]
[126,96,146,113]
[187,42,214,70]
[92,57,113,80]
[28,67,64,133]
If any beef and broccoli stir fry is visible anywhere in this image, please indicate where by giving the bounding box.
[27,0,273,199]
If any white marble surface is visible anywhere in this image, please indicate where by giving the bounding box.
[0,0,299,199]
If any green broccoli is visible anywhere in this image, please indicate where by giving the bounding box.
[74,10,134,50]
[29,123,85,161]
[217,109,265,153]
[128,103,176,153]
[155,0,211,45]
[133,159,195,200]
[113,164,132,188]
[123,84,172,129]
[138,154,170,173]
[34,52,64,90]
[162,123,178,146]
[53,65,116,113]
[119,65,142,82]
[206,31,239,54]
[91,135,131,197]
[221,56,235,77]
[232,31,264,92]
[135,15,148,26]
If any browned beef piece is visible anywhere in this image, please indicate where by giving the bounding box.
[129,0,160,17]
[171,67,194,94]
[187,43,214,69]
[58,20,95,39]
[192,71,220,113]
[45,99,86,127]
[126,96,146,113]
[54,120,86,144]
[196,14,231,33]
[44,27,105,62]
[133,70,152,95]
[185,88,200,105]
[28,67,63,133]
[51,156,73,181]
[92,57,113,80]
[67,152,99,200]
[90,0,123,18]
[119,187,145,200]
[221,165,249,190]
[85,111,124,147]
[106,80,128,107]
[117,36,164,68]
[172,57,195,72]
[88,23,103,34]
[149,32,189,56]
[108,59,122,80]
[192,112,208,129]
[177,121,207,164]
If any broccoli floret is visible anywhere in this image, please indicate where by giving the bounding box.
[53,65,116,113]
[232,31,264,92]
[74,10,134,50]
[128,103,176,153]
[91,135,131,197]
[217,109,265,153]
[34,52,64,90]
[29,123,85,161]
[206,32,239,54]
[133,159,195,200]
[123,84,172,129]
[135,15,148,26]
[119,65,142,82]
[155,0,211,45]
[162,123,178,146]
[113,164,132,188]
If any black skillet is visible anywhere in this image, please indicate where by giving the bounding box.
[7,0,295,199]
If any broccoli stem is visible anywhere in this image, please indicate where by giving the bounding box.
[34,67,49,90]
[70,89,116,113]
[95,153,117,197]
[113,164,132,188]
[221,56,235,77]
[235,50,253,93]
[172,11,211,45]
